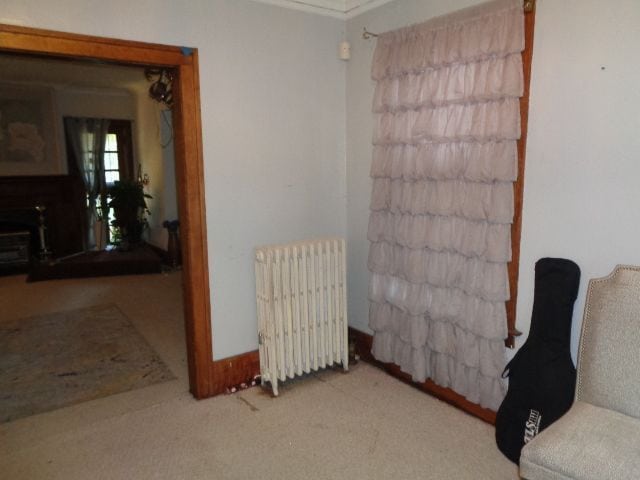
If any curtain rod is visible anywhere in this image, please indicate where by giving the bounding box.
[362,27,378,40]
[362,0,534,40]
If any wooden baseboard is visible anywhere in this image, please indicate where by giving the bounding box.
[349,327,496,425]
[204,331,497,425]
[146,242,168,263]
[208,350,260,396]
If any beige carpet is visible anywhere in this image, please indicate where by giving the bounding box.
[0,363,519,479]
[0,273,519,479]
[1,304,175,423]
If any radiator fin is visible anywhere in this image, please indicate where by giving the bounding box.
[255,238,348,395]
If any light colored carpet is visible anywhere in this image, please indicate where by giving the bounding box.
[0,363,519,479]
[0,304,175,423]
[0,273,519,479]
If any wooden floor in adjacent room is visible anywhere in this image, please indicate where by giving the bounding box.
[0,272,518,480]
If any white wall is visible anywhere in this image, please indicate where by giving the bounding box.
[202,3,347,358]
[57,84,174,251]
[516,0,640,359]
[345,0,640,362]
[160,111,178,223]
[2,0,347,360]
[57,87,136,175]
[16,79,173,248]
[133,94,170,249]
[60,85,175,251]
[11,0,635,365]
[56,87,135,121]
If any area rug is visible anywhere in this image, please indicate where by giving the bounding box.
[0,304,175,423]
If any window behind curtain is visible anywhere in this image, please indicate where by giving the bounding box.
[103,120,134,243]
[103,133,120,185]
[106,119,134,184]
[64,118,135,245]
[64,118,134,186]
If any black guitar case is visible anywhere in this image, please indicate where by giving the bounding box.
[495,257,581,464]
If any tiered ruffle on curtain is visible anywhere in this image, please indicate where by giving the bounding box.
[367,0,525,410]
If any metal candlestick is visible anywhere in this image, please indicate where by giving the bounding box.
[34,205,52,260]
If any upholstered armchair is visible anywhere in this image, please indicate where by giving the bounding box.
[520,265,640,479]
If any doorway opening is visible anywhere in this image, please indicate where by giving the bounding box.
[0,24,212,399]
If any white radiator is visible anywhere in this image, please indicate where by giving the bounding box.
[255,238,348,396]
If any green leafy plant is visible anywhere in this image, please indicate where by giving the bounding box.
[107,180,152,246]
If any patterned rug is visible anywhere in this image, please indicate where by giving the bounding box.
[0,304,175,423]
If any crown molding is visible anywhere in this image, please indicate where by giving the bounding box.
[344,0,396,18]
[248,0,395,19]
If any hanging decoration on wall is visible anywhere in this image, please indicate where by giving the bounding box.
[144,68,174,108]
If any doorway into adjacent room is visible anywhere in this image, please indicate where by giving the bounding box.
[0,25,212,415]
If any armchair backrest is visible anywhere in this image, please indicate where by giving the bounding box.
[576,265,640,418]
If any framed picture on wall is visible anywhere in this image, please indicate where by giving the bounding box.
[0,84,64,176]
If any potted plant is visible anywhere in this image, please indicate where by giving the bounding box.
[107,180,152,249]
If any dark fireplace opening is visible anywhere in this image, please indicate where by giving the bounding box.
[0,208,42,274]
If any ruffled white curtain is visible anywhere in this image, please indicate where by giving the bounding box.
[367,0,525,410]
